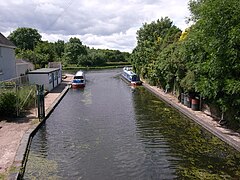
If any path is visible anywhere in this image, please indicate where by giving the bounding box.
[0,75,72,178]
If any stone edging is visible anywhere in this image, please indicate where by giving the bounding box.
[9,85,69,180]
[143,83,240,152]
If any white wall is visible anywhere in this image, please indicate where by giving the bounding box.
[0,46,16,81]
[28,69,62,91]
[28,74,50,91]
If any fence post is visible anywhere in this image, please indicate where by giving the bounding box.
[36,84,45,121]
[16,84,20,117]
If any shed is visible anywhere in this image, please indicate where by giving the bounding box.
[28,68,61,91]
[16,59,34,76]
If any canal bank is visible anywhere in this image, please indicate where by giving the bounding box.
[0,75,72,180]
[13,85,69,179]
[24,69,240,179]
[1,70,240,179]
[142,82,240,152]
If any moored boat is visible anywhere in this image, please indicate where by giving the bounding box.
[122,67,142,86]
[71,70,86,88]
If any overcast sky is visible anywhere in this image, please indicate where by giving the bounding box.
[0,0,190,52]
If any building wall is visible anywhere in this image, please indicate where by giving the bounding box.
[28,73,49,90]
[28,69,61,91]
[0,46,16,81]
[16,62,34,76]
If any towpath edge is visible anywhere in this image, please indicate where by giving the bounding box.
[8,77,71,180]
[143,82,240,152]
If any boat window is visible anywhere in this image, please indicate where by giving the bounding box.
[74,76,84,79]
[73,79,85,83]
[132,75,140,81]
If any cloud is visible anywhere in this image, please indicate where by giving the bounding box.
[0,0,190,52]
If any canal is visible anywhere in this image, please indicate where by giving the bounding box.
[24,69,240,179]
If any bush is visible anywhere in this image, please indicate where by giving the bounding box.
[0,91,18,117]
[0,83,36,118]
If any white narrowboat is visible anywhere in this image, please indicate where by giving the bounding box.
[71,70,86,88]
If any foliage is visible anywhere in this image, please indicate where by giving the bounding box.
[8,27,41,50]
[54,40,65,59]
[104,49,126,62]
[131,17,182,86]
[0,91,17,116]
[18,85,36,111]
[85,48,106,66]
[184,0,240,126]
[34,41,57,67]
[0,82,36,117]
[64,37,88,64]
[130,1,240,126]
[10,27,129,68]
[105,61,131,66]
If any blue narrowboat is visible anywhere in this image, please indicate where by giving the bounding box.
[122,67,142,86]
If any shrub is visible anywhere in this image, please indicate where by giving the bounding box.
[0,91,18,117]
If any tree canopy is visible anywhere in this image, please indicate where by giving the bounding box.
[131,1,240,128]
[131,17,182,85]
[8,27,41,50]
[10,27,130,68]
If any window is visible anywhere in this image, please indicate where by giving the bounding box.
[0,53,2,74]
[49,73,52,83]
[55,71,58,80]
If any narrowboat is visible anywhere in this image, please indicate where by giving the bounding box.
[71,70,86,88]
[122,67,142,85]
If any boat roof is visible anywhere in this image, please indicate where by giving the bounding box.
[123,67,138,76]
[75,71,84,76]
[123,67,132,71]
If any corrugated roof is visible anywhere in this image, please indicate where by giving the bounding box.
[0,33,16,48]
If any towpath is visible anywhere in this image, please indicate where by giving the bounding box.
[0,75,73,179]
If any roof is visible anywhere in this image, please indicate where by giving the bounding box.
[16,59,30,64]
[28,68,60,74]
[0,33,16,48]
[75,70,84,76]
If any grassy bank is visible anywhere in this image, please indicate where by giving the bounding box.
[62,62,131,70]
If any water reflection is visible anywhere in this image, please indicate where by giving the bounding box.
[24,69,240,179]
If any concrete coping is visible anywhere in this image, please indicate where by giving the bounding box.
[10,85,69,179]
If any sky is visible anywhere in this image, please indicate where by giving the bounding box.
[0,0,190,52]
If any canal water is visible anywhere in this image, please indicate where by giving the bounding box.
[24,69,240,179]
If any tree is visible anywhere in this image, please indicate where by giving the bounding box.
[8,27,42,50]
[184,0,240,126]
[131,17,181,85]
[87,48,106,66]
[64,37,87,64]
[34,41,56,67]
[54,40,65,59]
